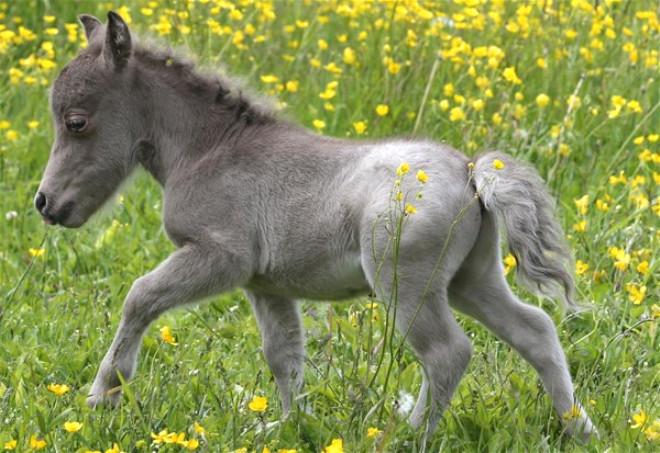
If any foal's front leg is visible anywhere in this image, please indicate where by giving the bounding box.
[87,244,248,407]
[245,291,305,415]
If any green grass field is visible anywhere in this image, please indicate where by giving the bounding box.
[0,0,658,451]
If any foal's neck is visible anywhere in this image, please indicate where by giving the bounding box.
[134,49,278,186]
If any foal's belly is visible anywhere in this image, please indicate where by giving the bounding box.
[245,250,370,301]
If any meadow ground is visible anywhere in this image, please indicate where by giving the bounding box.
[0,0,658,452]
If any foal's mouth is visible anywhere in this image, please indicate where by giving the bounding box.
[41,200,75,226]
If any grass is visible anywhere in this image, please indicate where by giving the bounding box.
[0,0,658,451]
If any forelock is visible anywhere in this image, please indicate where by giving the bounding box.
[51,51,107,113]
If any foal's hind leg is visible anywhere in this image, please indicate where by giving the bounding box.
[449,216,595,438]
[394,289,473,431]
[245,291,305,415]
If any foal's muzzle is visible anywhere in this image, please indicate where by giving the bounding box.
[34,191,73,225]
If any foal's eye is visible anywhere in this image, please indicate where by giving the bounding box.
[65,114,88,133]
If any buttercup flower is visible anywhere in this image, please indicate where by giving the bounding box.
[248,395,268,412]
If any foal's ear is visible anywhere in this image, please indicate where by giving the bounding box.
[104,11,132,71]
[78,14,101,41]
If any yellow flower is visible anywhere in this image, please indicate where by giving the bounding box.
[27,120,40,129]
[562,405,582,421]
[644,419,660,441]
[319,88,336,100]
[573,220,587,233]
[404,203,417,215]
[323,438,343,453]
[609,171,627,186]
[160,325,177,345]
[471,99,485,111]
[367,427,382,438]
[317,39,328,50]
[608,247,631,271]
[636,260,649,275]
[183,439,199,450]
[324,62,343,75]
[396,162,410,176]
[575,260,589,276]
[260,74,279,84]
[596,199,610,212]
[625,283,646,305]
[503,253,517,275]
[536,57,547,69]
[29,436,47,450]
[343,47,356,65]
[193,422,206,435]
[5,130,19,141]
[104,443,125,453]
[3,440,17,450]
[151,430,170,444]
[652,305,660,320]
[312,119,326,131]
[64,421,83,433]
[536,93,550,108]
[492,112,502,125]
[443,83,454,97]
[631,410,648,429]
[375,104,389,116]
[492,159,505,170]
[248,395,268,412]
[29,247,46,258]
[449,107,465,122]
[627,100,642,113]
[285,81,298,93]
[574,194,589,215]
[47,383,70,396]
[386,59,401,74]
[416,170,428,183]
[502,66,522,84]
[353,121,367,135]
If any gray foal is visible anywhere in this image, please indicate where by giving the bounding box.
[35,12,595,439]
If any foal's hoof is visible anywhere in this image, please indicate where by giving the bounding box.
[86,388,121,409]
[564,414,598,442]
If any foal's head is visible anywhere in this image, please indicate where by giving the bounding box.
[36,12,138,228]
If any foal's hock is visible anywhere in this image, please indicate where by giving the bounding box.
[35,11,595,440]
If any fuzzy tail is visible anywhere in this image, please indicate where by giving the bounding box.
[472,151,577,309]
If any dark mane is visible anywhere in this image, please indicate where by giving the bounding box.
[131,43,277,126]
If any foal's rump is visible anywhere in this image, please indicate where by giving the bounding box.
[356,140,482,290]
[356,143,574,309]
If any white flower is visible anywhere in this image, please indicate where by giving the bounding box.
[396,390,415,417]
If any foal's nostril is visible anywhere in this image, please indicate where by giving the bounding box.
[34,191,47,213]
